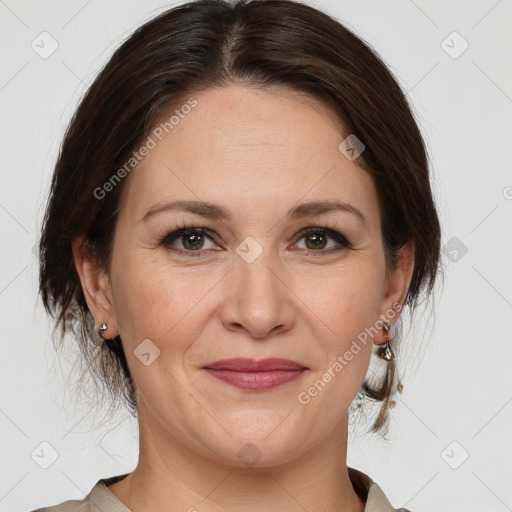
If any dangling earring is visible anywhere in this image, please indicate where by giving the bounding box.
[377,321,394,361]
[98,323,107,339]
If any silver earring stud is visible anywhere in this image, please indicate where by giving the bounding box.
[98,323,107,339]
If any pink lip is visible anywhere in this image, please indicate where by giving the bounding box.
[203,358,308,391]
[204,358,306,371]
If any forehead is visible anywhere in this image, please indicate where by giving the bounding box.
[118,84,379,226]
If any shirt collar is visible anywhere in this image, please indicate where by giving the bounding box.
[95,468,399,512]
[348,466,398,512]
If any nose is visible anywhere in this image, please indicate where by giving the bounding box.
[220,253,296,339]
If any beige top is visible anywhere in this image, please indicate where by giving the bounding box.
[32,467,412,512]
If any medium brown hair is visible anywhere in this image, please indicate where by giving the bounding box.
[39,0,442,435]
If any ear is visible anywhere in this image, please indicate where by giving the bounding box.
[376,239,415,343]
[72,234,119,338]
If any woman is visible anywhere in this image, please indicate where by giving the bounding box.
[34,0,441,510]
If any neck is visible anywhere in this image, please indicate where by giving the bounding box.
[108,402,366,512]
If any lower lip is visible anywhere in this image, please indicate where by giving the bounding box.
[204,369,306,390]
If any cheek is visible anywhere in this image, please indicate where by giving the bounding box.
[111,248,216,348]
[296,267,381,411]
[299,261,384,349]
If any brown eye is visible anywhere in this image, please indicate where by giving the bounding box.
[161,227,218,257]
[295,227,352,254]
[159,225,351,258]
[181,232,205,251]
[304,231,328,250]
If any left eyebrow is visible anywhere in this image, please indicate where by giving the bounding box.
[141,199,367,229]
[288,200,367,229]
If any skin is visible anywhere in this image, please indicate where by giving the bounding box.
[73,84,414,512]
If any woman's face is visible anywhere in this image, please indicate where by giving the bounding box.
[78,84,411,467]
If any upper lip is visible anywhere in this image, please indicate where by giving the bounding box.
[203,358,308,371]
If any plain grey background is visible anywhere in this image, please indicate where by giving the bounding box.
[1,1,511,511]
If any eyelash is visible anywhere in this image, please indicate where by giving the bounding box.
[157,220,353,258]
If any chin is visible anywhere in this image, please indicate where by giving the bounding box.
[196,424,311,470]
